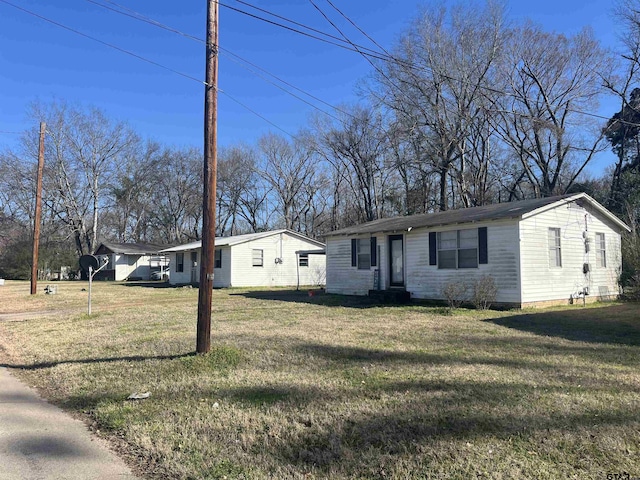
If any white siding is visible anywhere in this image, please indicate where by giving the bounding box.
[326,221,521,303]
[213,247,232,287]
[114,253,153,281]
[405,221,521,303]
[168,248,231,287]
[229,232,325,287]
[520,202,623,303]
[326,235,385,295]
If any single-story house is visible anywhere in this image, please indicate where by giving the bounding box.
[161,229,326,288]
[325,193,631,308]
[93,242,170,281]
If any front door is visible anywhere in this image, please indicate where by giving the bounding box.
[389,235,404,287]
[190,251,198,284]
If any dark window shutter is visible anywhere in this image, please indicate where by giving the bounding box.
[370,237,377,267]
[351,239,357,267]
[478,227,488,264]
[429,232,437,266]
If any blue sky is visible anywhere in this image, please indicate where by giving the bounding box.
[0,0,623,174]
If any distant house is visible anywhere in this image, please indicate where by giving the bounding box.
[93,242,170,281]
[324,193,631,308]
[161,229,326,288]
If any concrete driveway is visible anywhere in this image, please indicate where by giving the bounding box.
[0,367,139,480]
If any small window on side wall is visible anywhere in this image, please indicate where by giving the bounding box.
[252,249,263,267]
[214,249,222,269]
[299,253,309,267]
[595,233,606,268]
[176,252,184,273]
[548,228,562,268]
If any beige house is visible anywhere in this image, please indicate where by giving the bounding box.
[162,229,325,288]
[324,193,631,307]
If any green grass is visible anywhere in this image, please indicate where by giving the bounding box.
[0,280,639,479]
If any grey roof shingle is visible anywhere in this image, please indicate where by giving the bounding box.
[326,195,580,236]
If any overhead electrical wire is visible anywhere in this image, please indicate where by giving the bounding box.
[89,0,629,129]
[0,0,207,86]
[85,0,351,122]
[0,0,299,136]
[2,0,635,130]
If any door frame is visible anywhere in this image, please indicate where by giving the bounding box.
[388,234,404,287]
[190,251,198,284]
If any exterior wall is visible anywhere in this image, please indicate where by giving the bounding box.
[519,202,623,304]
[168,248,232,287]
[168,233,325,288]
[168,250,199,286]
[326,235,381,295]
[406,220,521,304]
[114,253,153,281]
[326,221,521,303]
[229,233,326,287]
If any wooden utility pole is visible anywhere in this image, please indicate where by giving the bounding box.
[30,122,46,295]
[196,0,219,354]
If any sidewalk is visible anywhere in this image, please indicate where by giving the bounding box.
[0,367,139,480]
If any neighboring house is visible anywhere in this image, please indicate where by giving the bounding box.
[325,193,631,308]
[93,242,170,281]
[161,229,326,288]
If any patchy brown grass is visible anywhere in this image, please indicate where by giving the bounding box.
[0,280,639,479]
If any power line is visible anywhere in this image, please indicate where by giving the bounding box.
[84,0,352,122]
[218,89,295,138]
[0,0,301,135]
[325,0,393,57]
[0,0,207,86]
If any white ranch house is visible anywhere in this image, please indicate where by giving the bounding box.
[325,193,631,308]
[162,229,326,288]
[93,242,169,281]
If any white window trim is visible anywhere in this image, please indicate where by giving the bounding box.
[357,238,371,270]
[548,228,562,268]
[252,249,263,267]
[437,229,479,270]
[595,232,606,268]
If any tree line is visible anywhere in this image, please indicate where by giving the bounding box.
[1,1,640,283]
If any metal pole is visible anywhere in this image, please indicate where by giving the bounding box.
[88,266,92,315]
[196,0,219,354]
[30,122,46,295]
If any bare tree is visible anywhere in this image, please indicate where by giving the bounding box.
[312,105,392,222]
[216,144,266,235]
[257,133,317,230]
[374,1,505,210]
[494,25,611,197]
[151,147,203,243]
[21,101,139,255]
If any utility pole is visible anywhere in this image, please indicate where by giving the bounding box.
[30,122,46,295]
[196,0,219,354]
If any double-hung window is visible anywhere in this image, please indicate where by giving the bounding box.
[299,253,309,267]
[357,238,371,270]
[595,233,606,268]
[350,237,377,270]
[548,228,562,268]
[214,249,222,269]
[176,252,184,273]
[252,249,263,267]
[437,229,478,269]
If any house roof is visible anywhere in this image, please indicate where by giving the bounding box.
[95,242,171,255]
[326,193,631,237]
[160,229,325,253]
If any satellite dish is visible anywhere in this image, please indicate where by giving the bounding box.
[79,255,99,272]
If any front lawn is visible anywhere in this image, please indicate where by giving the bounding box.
[0,281,638,479]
